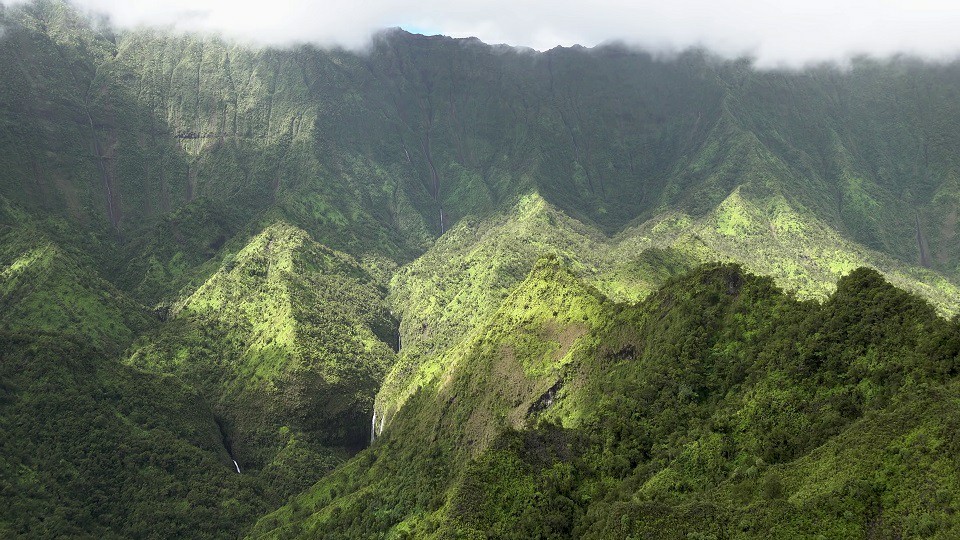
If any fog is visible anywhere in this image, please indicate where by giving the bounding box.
[4,0,960,67]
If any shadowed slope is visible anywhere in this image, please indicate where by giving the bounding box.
[125,222,397,497]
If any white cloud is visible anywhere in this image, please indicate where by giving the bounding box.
[5,0,960,66]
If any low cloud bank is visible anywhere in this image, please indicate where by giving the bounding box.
[4,0,960,67]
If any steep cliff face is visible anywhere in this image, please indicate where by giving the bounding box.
[3,1,960,294]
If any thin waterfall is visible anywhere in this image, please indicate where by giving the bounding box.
[232,460,241,474]
[392,311,402,351]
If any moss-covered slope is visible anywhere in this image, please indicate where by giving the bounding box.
[125,222,397,494]
[251,263,960,539]
[377,192,960,437]
[0,224,151,351]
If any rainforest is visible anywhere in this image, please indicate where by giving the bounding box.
[1,1,960,538]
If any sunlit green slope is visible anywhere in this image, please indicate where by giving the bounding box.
[125,223,397,490]
[0,222,151,351]
[252,263,960,539]
[376,192,960,433]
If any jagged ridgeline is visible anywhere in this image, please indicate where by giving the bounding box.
[253,263,960,539]
[1,0,960,538]
[3,1,960,293]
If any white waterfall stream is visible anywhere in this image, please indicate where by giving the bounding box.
[371,410,387,444]
[232,460,241,474]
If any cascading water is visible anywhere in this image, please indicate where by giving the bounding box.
[216,418,241,474]
[370,410,387,444]
[392,311,402,351]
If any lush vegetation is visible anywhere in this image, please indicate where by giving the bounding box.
[253,263,960,539]
[4,1,960,288]
[0,332,260,538]
[1,1,960,538]
[126,222,397,486]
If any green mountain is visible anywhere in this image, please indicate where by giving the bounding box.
[5,1,960,282]
[0,223,150,350]
[253,264,960,539]
[1,1,960,538]
[126,223,396,482]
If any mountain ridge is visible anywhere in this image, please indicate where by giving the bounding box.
[252,262,960,539]
[4,0,960,282]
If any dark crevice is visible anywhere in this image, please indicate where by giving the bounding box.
[214,417,238,469]
[916,212,931,268]
[527,379,563,419]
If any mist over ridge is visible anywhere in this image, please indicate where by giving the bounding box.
[5,0,960,68]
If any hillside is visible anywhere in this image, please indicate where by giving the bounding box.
[376,193,960,431]
[252,263,960,539]
[0,222,151,351]
[125,223,397,493]
[0,332,257,539]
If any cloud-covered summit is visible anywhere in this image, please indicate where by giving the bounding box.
[5,0,960,67]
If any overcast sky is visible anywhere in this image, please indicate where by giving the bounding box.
[6,0,960,67]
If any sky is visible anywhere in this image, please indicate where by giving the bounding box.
[5,0,960,67]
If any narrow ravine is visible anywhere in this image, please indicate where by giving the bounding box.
[215,418,241,473]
